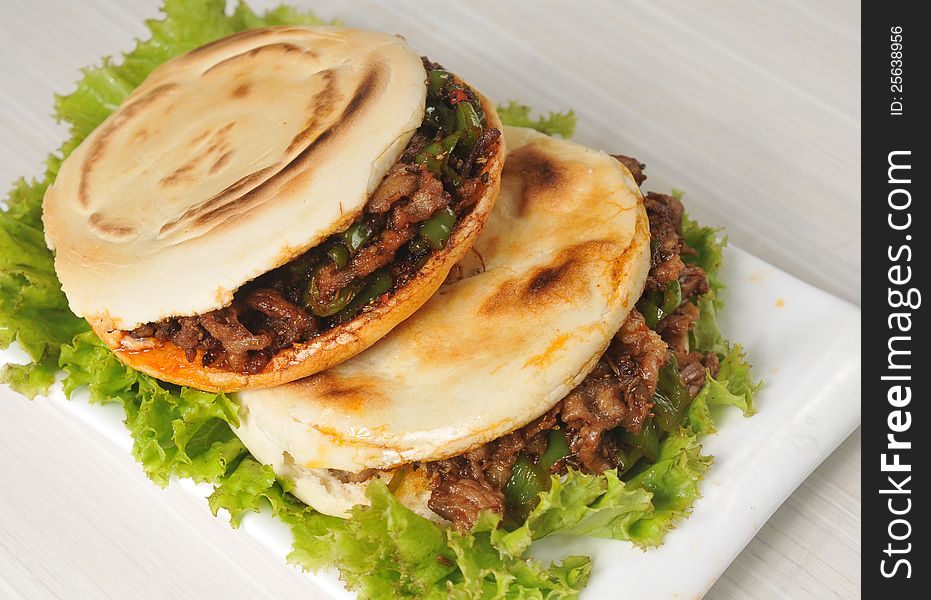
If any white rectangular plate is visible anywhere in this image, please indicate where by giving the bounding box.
[6,244,860,599]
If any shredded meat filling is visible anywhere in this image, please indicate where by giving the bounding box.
[313,163,451,301]
[461,129,503,182]
[198,309,273,373]
[428,479,505,531]
[643,192,687,291]
[655,301,699,358]
[611,154,647,186]
[679,263,710,299]
[561,310,667,473]
[331,468,379,484]
[367,164,425,214]
[315,222,421,301]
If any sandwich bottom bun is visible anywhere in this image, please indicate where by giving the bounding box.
[234,126,652,518]
[239,401,436,520]
[92,91,504,393]
[286,465,438,522]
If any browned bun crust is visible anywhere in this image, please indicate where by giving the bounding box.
[92,92,504,392]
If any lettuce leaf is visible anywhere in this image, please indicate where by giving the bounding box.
[624,433,713,546]
[685,387,716,437]
[285,429,718,596]
[495,469,653,557]
[208,457,309,527]
[682,212,726,297]
[289,482,458,598]
[282,423,719,597]
[497,101,577,138]
[691,293,727,355]
[677,205,760,420]
[0,358,61,399]
[59,332,247,486]
[447,511,591,599]
[697,344,761,417]
[288,481,590,599]
[493,433,714,553]
[0,176,87,397]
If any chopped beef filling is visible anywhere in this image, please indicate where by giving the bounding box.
[561,310,667,473]
[331,468,379,484]
[428,423,551,530]
[643,191,687,292]
[679,263,710,299]
[423,160,722,531]
[428,479,506,529]
[655,300,699,357]
[612,154,647,186]
[127,60,501,375]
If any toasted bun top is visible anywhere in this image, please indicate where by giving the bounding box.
[43,26,427,331]
[234,127,651,477]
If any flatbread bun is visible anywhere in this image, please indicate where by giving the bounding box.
[234,126,651,516]
[45,26,427,330]
[43,26,504,391]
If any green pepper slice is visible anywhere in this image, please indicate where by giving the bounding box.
[456,100,481,130]
[419,140,444,156]
[641,297,664,328]
[419,206,456,250]
[615,446,645,477]
[286,252,319,281]
[539,429,571,471]
[617,358,692,476]
[326,243,350,269]
[442,131,460,153]
[640,280,683,328]
[414,140,445,174]
[619,418,662,465]
[408,236,432,257]
[425,103,457,134]
[661,279,682,315]
[427,69,451,96]
[387,467,407,493]
[342,222,374,254]
[415,132,460,176]
[331,270,393,324]
[455,102,482,148]
[651,357,692,433]
[504,455,550,522]
[442,164,464,188]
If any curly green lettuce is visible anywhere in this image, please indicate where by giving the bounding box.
[288,481,591,599]
[496,101,577,138]
[59,331,247,486]
[0,174,86,396]
[208,457,309,527]
[682,210,726,299]
[0,1,758,598]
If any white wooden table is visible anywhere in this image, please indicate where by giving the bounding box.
[0,1,860,598]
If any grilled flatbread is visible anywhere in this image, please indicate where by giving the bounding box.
[43,26,504,391]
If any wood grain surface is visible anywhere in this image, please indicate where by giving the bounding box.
[0,1,860,598]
